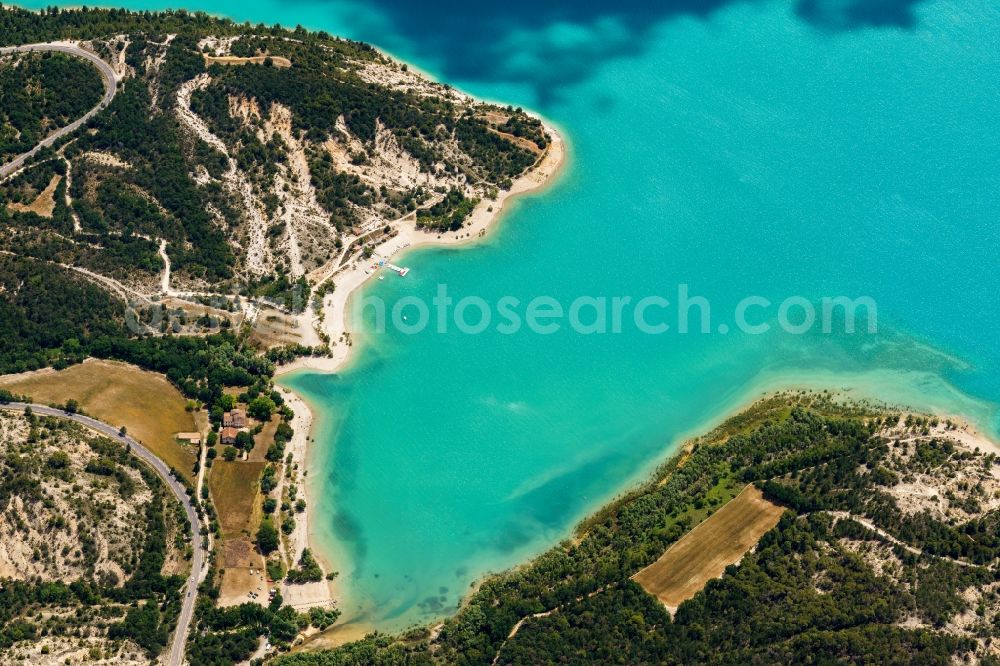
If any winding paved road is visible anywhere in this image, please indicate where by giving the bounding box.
[0,402,203,666]
[0,42,117,178]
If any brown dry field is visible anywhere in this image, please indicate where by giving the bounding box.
[218,539,267,607]
[218,566,269,607]
[222,537,261,568]
[204,54,291,68]
[210,459,265,539]
[632,485,785,610]
[219,537,264,598]
[248,416,279,462]
[7,174,60,217]
[0,358,198,478]
[211,461,267,605]
[248,310,307,350]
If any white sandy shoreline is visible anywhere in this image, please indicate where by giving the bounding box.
[272,386,342,611]
[275,121,567,380]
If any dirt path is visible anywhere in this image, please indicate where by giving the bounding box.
[828,511,977,568]
[0,250,148,305]
[159,239,172,295]
[62,156,83,232]
[489,585,610,665]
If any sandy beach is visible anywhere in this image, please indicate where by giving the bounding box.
[925,416,1000,457]
[274,122,566,378]
[273,386,339,611]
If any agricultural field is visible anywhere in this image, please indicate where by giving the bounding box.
[217,537,268,608]
[209,459,266,538]
[632,484,785,611]
[209,459,269,606]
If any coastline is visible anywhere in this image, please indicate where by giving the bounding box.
[275,248,1000,635]
[272,385,342,611]
[260,35,1000,642]
[274,121,566,379]
[442,386,1000,633]
[440,369,1000,639]
[4,3,1000,661]
[285,363,1000,644]
[272,119,566,617]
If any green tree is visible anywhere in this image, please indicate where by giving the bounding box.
[235,430,254,450]
[47,451,70,468]
[256,521,279,554]
[281,516,295,534]
[248,395,276,421]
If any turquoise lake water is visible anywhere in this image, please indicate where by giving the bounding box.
[24,0,1000,631]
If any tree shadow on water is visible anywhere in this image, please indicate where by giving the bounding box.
[297,0,932,105]
[796,0,928,28]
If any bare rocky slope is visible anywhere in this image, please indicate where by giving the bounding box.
[0,407,189,664]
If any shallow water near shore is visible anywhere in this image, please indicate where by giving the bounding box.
[24,0,1000,631]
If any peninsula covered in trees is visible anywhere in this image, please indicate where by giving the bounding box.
[279,394,1000,665]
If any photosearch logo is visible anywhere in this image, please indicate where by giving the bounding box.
[351,284,878,337]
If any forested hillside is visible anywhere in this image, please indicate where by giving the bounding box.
[277,395,1000,665]
[0,50,103,161]
[0,4,549,389]
[0,254,124,373]
[1,5,545,289]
